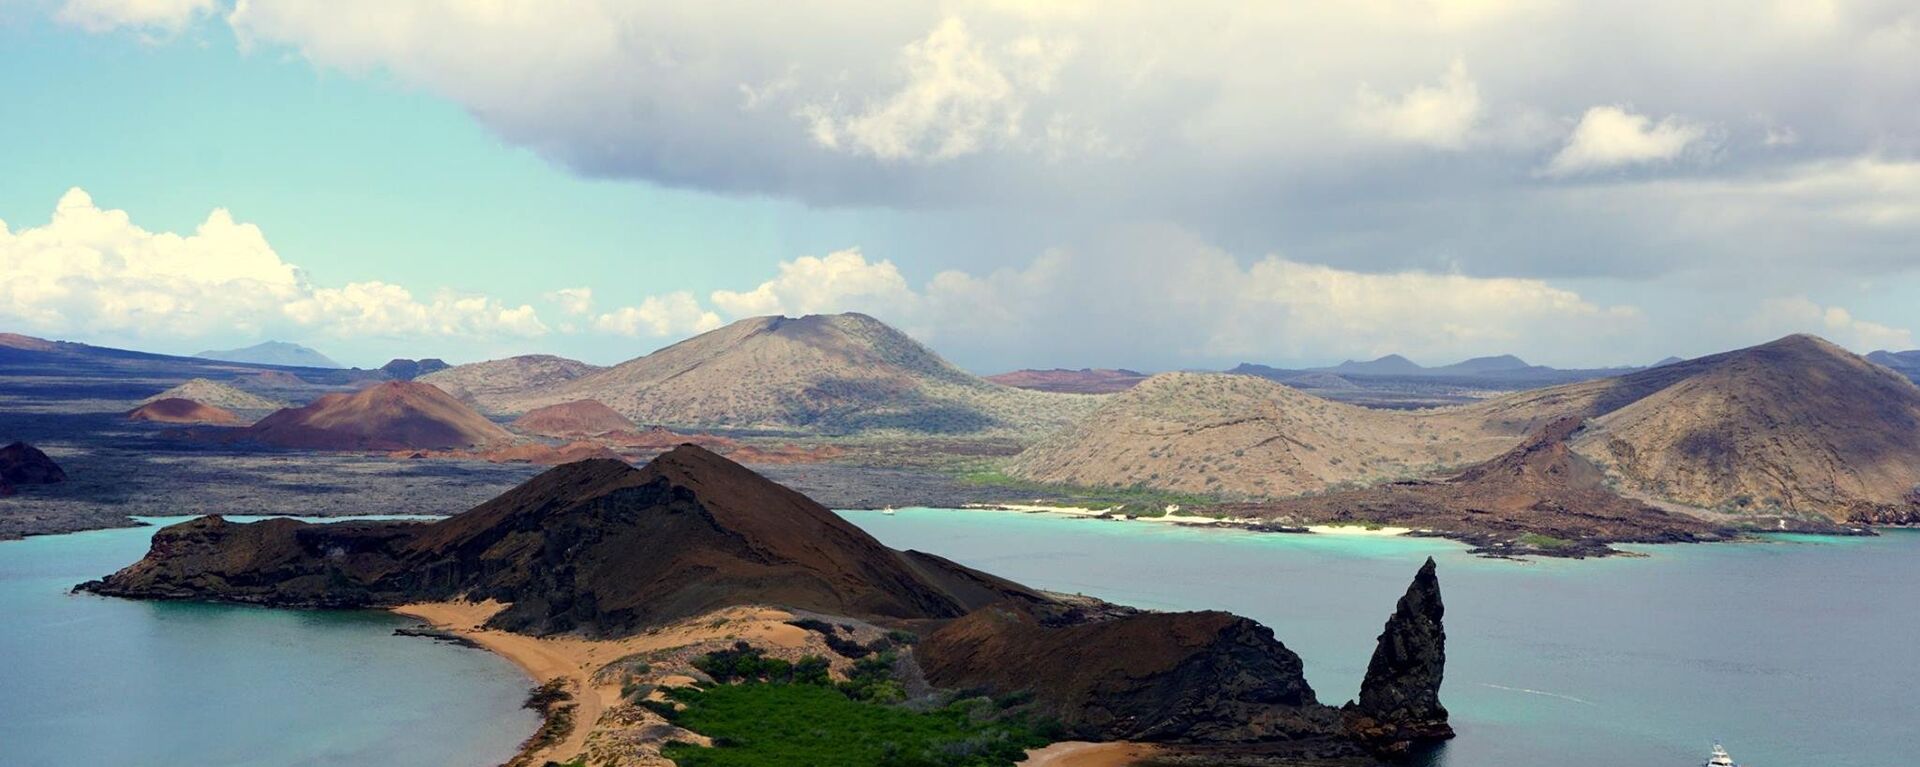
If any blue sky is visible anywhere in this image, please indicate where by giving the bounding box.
[4,2,1920,371]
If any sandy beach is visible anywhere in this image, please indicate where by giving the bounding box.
[1305,524,1414,536]
[1020,741,1160,766]
[392,600,810,765]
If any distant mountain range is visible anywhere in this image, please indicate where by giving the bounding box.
[195,341,341,368]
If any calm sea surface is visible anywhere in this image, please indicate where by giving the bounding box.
[0,517,537,767]
[4,511,1913,766]
[844,510,1920,767]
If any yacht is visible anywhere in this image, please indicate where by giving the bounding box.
[1705,742,1738,767]
[881,506,895,515]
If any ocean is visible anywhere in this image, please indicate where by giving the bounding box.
[0,517,537,767]
[844,509,1920,767]
[4,510,1914,766]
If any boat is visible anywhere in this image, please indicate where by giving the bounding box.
[881,506,895,516]
[1705,742,1738,767]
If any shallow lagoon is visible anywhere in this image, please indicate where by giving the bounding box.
[845,509,1920,767]
[0,517,537,767]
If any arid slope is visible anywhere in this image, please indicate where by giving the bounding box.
[489,313,1096,435]
[141,378,285,411]
[1016,335,1920,523]
[1008,372,1516,497]
[419,354,604,412]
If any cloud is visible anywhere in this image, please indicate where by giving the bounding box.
[0,188,546,342]
[593,293,722,337]
[546,287,594,316]
[1750,297,1913,350]
[1542,106,1711,176]
[710,248,917,318]
[1352,59,1482,150]
[56,0,214,35]
[804,17,1075,162]
[284,282,548,340]
[613,235,1644,368]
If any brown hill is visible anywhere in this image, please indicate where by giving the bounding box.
[510,400,637,437]
[418,354,603,412]
[1564,335,1920,522]
[1008,372,1516,498]
[0,332,58,352]
[485,314,1097,435]
[83,445,1048,634]
[985,368,1149,394]
[126,398,244,426]
[1228,417,1730,556]
[1,441,67,495]
[140,378,284,411]
[1018,335,1920,524]
[237,381,514,451]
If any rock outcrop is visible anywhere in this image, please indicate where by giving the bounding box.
[1,441,67,495]
[126,398,244,426]
[1344,558,1452,753]
[919,601,1342,744]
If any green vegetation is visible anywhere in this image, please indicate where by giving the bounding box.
[1516,533,1575,550]
[660,644,1053,767]
[956,469,1222,512]
[520,680,576,761]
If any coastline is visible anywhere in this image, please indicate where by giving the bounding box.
[393,601,606,766]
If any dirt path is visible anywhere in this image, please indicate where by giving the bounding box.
[1020,741,1159,767]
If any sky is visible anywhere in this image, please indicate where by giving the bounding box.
[3,1,1919,372]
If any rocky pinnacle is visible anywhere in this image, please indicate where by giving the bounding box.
[1345,556,1454,754]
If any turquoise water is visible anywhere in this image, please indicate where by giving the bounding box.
[0,517,538,767]
[843,509,1920,767]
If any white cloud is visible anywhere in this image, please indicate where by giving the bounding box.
[284,282,548,339]
[1352,59,1482,150]
[710,248,917,317]
[1543,105,1711,176]
[593,292,722,337]
[0,188,546,341]
[546,287,594,316]
[618,236,1643,367]
[805,17,1076,162]
[1750,296,1913,350]
[57,0,213,34]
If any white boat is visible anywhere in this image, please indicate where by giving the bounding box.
[881,506,895,516]
[1705,742,1738,767]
